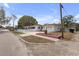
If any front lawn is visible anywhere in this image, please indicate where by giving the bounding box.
[22,35,54,43]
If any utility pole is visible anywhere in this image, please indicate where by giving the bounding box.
[60,3,64,39]
[12,14,17,30]
[13,17,14,28]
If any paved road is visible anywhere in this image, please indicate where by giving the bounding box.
[0,29,31,56]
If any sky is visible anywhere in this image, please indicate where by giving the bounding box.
[1,3,79,26]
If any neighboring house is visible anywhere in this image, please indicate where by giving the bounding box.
[64,23,76,32]
[42,24,61,33]
[65,27,76,32]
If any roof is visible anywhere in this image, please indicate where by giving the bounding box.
[43,24,61,26]
[24,24,61,27]
[24,24,42,27]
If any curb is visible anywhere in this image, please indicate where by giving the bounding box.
[11,32,33,56]
[16,35,33,56]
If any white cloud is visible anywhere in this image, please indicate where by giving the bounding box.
[74,14,79,19]
[34,15,60,24]
[74,14,79,23]
[52,18,60,24]
[15,15,23,25]
[4,3,9,8]
[9,15,60,26]
[17,15,23,18]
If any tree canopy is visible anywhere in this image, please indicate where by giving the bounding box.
[18,15,38,28]
[62,15,76,29]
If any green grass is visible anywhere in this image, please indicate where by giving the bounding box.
[22,35,54,43]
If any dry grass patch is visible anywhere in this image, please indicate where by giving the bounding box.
[22,35,54,43]
[49,32,75,40]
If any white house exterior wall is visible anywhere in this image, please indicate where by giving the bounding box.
[42,24,61,33]
[24,25,41,31]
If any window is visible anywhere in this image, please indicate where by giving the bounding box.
[31,27,35,29]
[38,27,40,29]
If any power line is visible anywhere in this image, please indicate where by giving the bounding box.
[61,4,69,15]
[4,6,16,16]
[3,6,17,28]
[63,8,69,15]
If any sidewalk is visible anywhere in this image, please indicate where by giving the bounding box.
[0,29,32,56]
[20,32,59,41]
[33,35,59,41]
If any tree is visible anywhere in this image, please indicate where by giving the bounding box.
[75,23,79,31]
[18,15,38,29]
[62,15,76,29]
[0,7,5,25]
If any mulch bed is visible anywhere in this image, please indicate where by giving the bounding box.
[36,33,62,39]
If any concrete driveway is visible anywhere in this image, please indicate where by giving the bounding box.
[20,32,44,37]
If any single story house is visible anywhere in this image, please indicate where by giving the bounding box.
[24,25,42,31]
[23,24,61,33]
